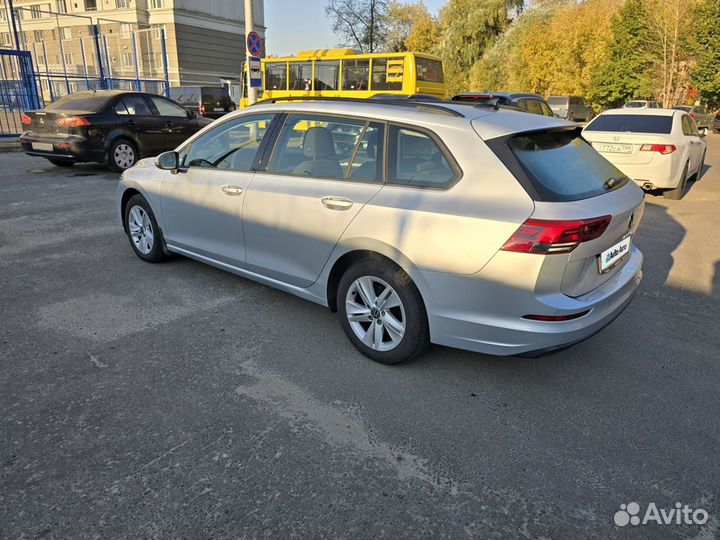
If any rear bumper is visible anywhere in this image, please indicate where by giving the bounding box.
[600,156,679,190]
[423,246,643,356]
[19,133,104,162]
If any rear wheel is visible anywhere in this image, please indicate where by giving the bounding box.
[337,259,429,365]
[692,151,705,181]
[47,157,74,167]
[664,162,688,200]
[108,139,138,172]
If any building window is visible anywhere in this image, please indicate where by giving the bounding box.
[152,24,163,39]
[149,0,164,8]
[122,52,134,66]
[56,0,67,13]
[0,9,6,21]
[34,30,43,42]
[61,27,72,40]
[116,0,130,7]
[29,5,43,19]
[84,0,97,11]
[120,23,132,38]
[63,52,73,65]
[37,54,46,64]
[1,33,12,46]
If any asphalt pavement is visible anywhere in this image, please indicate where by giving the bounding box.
[1,136,719,539]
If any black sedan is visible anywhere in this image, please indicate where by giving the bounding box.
[20,90,213,171]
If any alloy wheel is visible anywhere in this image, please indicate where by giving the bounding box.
[345,276,406,352]
[128,205,154,255]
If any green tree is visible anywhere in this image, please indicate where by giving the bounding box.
[587,0,654,108]
[384,1,439,53]
[437,0,523,95]
[688,0,720,107]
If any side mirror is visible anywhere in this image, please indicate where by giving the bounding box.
[156,150,179,173]
[187,109,197,119]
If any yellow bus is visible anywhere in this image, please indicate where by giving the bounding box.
[239,48,446,108]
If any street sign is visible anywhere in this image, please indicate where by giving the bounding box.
[246,31,262,57]
[248,56,262,88]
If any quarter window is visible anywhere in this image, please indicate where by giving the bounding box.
[387,126,456,188]
[269,114,368,180]
[341,60,369,91]
[184,114,276,171]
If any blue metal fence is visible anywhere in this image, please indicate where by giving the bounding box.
[0,49,42,137]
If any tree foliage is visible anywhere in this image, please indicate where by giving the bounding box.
[384,1,439,54]
[688,0,720,107]
[325,0,388,52]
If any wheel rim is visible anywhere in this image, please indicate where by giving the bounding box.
[345,276,406,352]
[114,143,135,169]
[128,205,154,255]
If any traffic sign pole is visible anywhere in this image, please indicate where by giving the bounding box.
[244,0,258,105]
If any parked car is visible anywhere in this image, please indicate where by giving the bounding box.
[547,95,595,122]
[672,105,713,134]
[713,111,720,134]
[583,108,706,200]
[118,98,645,364]
[168,86,236,119]
[623,100,662,109]
[20,90,212,171]
[451,92,555,117]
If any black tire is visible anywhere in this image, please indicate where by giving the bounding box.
[123,193,168,263]
[664,163,688,200]
[568,113,575,122]
[108,138,138,172]
[692,151,705,181]
[47,157,74,167]
[337,258,429,365]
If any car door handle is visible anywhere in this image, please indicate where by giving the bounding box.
[221,185,244,196]
[321,196,353,210]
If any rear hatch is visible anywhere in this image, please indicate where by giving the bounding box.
[201,88,233,113]
[482,125,645,297]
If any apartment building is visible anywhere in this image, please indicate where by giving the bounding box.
[0,0,265,87]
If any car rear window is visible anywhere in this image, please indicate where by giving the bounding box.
[201,87,229,97]
[503,130,628,201]
[584,114,673,134]
[45,93,109,112]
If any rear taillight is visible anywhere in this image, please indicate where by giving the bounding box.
[21,113,32,125]
[55,116,91,127]
[690,113,695,119]
[199,104,205,114]
[639,143,675,154]
[501,216,612,255]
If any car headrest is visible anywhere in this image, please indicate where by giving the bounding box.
[302,127,335,159]
[365,131,377,159]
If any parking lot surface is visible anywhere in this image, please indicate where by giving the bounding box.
[1,137,719,539]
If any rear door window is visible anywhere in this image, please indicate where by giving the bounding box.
[117,95,153,116]
[497,130,629,201]
[584,114,673,134]
[387,125,457,188]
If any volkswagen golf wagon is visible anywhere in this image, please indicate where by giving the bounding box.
[117,98,644,364]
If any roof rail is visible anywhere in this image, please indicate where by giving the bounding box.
[251,96,465,118]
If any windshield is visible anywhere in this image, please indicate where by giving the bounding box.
[547,97,567,105]
[624,101,646,108]
[507,130,628,201]
[585,114,673,134]
[45,93,110,112]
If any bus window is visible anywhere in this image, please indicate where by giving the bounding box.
[266,63,287,91]
[342,60,370,91]
[416,57,444,83]
[371,58,403,91]
[314,60,339,91]
[290,62,313,91]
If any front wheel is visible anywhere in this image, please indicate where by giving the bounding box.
[337,259,429,365]
[124,194,168,263]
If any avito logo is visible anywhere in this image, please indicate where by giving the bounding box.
[614,502,709,527]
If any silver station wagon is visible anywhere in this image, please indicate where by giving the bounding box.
[117,98,645,364]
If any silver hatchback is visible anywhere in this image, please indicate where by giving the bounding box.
[117,99,644,364]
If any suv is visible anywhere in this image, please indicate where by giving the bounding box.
[547,96,595,122]
[117,98,644,364]
[673,105,713,133]
[169,86,236,119]
[623,100,662,109]
[451,93,555,117]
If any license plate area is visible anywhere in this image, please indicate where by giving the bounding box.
[598,235,632,273]
[32,142,54,151]
[594,142,632,154]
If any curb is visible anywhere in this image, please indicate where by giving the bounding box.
[0,141,22,153]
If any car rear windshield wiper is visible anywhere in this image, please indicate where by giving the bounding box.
[604,176,628,189]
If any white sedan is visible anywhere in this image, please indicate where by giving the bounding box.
[582,109,707,199]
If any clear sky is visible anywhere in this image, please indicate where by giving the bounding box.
[264,0,446,57]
